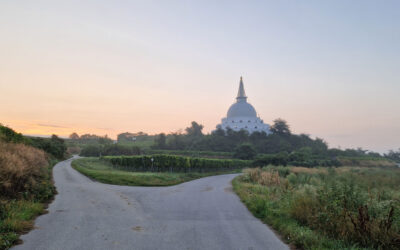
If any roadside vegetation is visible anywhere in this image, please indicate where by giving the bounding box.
[233,166,400,249]
[103,155,249,172]
[0,124,66,250]
[68,119,398,168]
[72,157,240,186]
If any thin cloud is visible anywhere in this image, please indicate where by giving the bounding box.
[37,123,69,129]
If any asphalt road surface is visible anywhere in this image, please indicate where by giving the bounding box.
[13,157,288,250]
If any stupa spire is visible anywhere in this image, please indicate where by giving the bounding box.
[236,76,247,102]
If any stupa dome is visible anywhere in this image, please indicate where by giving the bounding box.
[227,102,257,118]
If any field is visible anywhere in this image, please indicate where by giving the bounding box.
[233,166,400,249]
[72,157,241,186]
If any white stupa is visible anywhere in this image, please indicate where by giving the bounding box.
[217,77,270,134]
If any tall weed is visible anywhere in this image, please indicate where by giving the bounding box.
[0,142,51,200]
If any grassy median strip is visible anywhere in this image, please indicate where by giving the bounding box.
[72,158,240,186]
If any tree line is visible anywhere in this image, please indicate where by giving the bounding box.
[152,119,384,160]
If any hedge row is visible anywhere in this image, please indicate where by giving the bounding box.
[80,144,141,157]
[144,149,233,159]
[102,155,250,172]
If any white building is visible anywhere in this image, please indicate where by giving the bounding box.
[217,77,270,134]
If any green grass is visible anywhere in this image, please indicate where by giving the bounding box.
[0,158,58,250]
[72,157,240,186]
[0,200,44,249]
[233,167,400,250]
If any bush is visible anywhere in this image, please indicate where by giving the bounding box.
[253,152,341,168]
[233,143,256,160]
[253,152,289,167]
[0,142,54,200]
[29,135,67,160]
[103,155,250,173]
[0,125,25,143]
[80,144,102,157]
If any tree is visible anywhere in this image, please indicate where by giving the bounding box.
[154,133,167,149]
[69,132,79,140]
[30,135,67,159]
[167,133,186,150]
[385,149,400,162]
[213,126,226,136]
[97,135,112,145]
[49,135,67,159]
[185,121,204,137]
[233,143,256,160]
[270,118,291,135]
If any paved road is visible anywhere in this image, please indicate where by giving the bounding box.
[13,157,288,250]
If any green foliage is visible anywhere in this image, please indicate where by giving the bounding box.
[68,132,113,144]
[233,143,256,160]
[0,124,67,160]
[79,144,102,157]
[149,121,387,167]
[270,118,291,135]
[29,135,67,159]
[151,121,339,160]
[0,200,44,250]
[385,148,400,163]
[185,121,204,137]
[234,167,400,249]
[80,144,141,157]
[103,155,250,173]
[154,133,167,149]
[253,152,289,167]
[253,150,342,168]
[0,125,25,143]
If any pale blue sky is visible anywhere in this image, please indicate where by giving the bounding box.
[0,1,399,152]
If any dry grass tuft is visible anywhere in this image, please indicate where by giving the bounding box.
[0,142,48,199]
[289,167,326,175]
[244,168,281,186]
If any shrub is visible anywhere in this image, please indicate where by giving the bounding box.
[253,153,288,167]
[80,144,102,157]
[29,135,67,159]
[233,143,256,160]
[0,125,25,143]
[0,142,54,200]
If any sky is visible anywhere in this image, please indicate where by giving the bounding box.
[0,0,399,153]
